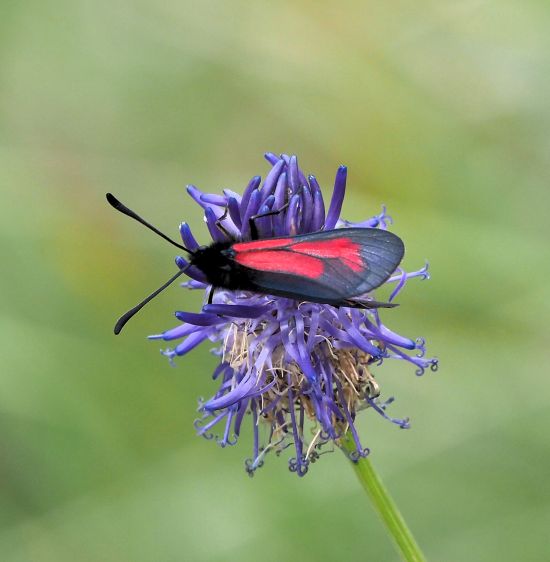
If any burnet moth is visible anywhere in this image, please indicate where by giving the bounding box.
[106,193,405,335]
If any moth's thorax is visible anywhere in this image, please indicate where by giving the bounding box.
[190,241,250,289]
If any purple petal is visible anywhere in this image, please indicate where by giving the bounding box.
[233,399,249,436]
[203,303,271,318]
[367,397,410,429]
[227,197,242,230]
[300,185,313,232]
[204,207,228,243]
[241,189,262,239]
[288,155,299,192]
[179,223,200,251]
[264,152,280,165]
[359,206,393,229]
[186,185,209,209]
[204,371,257,410]
[273,172,288,210]
[309,175,326,230]
[240,176,261,220]
[254,203,273,238]
[175,311,223,326]
[200,193,227,206]
[174,331,210,355]
[212,362,231,380]
[311,186,325,232]
[195,411,226,437]
[260,159,285,202]
[325,165,347,229]
[377,324,416,349]
[285,193,301,236]
[334,378,365,454]
[222,189,241,202]
[149,322,202,341]
[389,269,408,301]
[388,263,430,285]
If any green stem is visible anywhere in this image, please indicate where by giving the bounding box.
[341,433,427,562]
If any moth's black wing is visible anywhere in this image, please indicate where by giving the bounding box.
[237,228,404,305]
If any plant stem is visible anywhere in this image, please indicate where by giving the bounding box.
[341,434,427,562]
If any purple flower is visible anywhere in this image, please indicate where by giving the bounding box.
[150,153,438,476]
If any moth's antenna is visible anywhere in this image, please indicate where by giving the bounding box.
[114,265,191,334]
[106,193,192,254]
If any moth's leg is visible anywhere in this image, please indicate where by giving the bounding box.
[341,298,398,309]
[249,202,290,240]
[214,207,232,239]
[206,285,216,305]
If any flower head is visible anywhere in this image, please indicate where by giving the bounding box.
[150,153,437,476]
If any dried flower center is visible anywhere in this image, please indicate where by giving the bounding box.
[222,317,381,455]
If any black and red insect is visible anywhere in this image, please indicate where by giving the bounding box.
[106,193,404,335]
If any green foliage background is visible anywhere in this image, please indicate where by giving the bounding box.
[1,2,549,560]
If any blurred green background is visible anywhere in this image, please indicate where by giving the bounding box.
[1,1,550,560]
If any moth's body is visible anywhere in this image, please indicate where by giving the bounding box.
[191,241,249,290]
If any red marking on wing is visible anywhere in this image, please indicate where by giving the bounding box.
[234,250,324,278]
[291,238,364,272]
[232,238,292,251]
